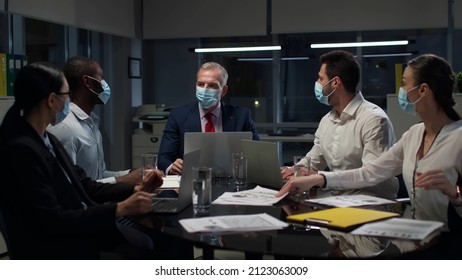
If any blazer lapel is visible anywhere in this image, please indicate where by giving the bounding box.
[221,102,236,132]
[48,133,96,206]
[185,102,202,132]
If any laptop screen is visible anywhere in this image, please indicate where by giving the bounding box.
[241,139,285,189]
[184,132,252,177]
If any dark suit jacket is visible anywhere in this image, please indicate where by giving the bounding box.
[158,101,259,172]
[0,118,134,259]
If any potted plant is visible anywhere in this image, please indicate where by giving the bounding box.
[457,71,462,93]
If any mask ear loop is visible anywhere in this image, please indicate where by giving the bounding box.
[83,75,102,96]
[323,77,337,97]
[413,84,425,104]
[82,75,92,89]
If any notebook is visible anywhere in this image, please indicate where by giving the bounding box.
[184,132,252,177]
[150,149,201,213]
[241,139,285,189]
[286,207,399,232]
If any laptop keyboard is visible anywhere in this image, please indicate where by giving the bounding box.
[151,199,178,212]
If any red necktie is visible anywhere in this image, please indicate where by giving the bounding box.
[204,112,215,132]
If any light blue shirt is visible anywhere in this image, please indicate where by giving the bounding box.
[47,102,129,183]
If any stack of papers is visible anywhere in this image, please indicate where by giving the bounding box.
[306,194,396,207]
[212,186,287,206]
[179,213,288,233]
[158,175,180,189]
[351,218,444,241]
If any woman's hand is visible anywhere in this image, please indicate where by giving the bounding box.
[281,166,311,180]
[415,169,457,198]
[275,174,325,198]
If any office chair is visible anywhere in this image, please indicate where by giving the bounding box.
[0,210,9,259]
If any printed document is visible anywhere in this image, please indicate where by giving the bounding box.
[307,194,396,208]
[159,175,180,189]
[351,218,444,240]
[179,213,288,233]
[212,185,287,206]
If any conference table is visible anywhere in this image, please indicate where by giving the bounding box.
[131,179,460,259]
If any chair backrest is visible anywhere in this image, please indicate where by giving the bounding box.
[0,209,9,258]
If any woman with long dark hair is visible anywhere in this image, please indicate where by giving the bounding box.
[277,54,462,232]
[0,62,163,259]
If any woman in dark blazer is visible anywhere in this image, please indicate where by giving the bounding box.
[0,62,163,259]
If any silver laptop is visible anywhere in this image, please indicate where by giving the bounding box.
[241,139,285,189]
[184,132,252,177]
[151,149,201,213]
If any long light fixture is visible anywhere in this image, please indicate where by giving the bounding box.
[237,57,310,62]
[194,46,281,53]
[361,52,414,58]
[310,40,408,49]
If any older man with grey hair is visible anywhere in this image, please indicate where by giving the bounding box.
[158,62,259,175]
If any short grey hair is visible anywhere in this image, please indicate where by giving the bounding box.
[199,62,228,87]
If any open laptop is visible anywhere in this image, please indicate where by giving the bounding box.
[184,132,252,177]
[241,139,285,189]
[150,149,201,213]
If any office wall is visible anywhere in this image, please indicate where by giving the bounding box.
[0,97,14,123]
[272,0,448,34]
[100,35,138,170]
[143,39,199,106]
[143,0,267,39]
[456,0,462,28]
[8,0,137,38]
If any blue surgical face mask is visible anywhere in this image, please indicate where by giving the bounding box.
[314,78,336,106]
[86,76,111,104]
[52,94,70,125]
[398,85,422,116]
[196,86,220,109]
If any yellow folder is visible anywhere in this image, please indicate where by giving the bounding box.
[286,207,399,232]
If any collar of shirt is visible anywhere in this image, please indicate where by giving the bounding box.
[42,133,55,156]
[328,91,364,123]
[70,102,99,125]
[198,101,221,119]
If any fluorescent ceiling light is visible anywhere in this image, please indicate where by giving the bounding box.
[194,46,281,53]
[361,52,414,58]
[310,40,409,49]
[237,57,310,62]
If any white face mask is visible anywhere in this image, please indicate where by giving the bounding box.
[85,75,111,104]
[196,86,220,109]
[314,78,336,106]
[51,94,70,125]
[397,85,422,116]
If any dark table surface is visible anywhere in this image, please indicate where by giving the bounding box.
[131,179,460,259]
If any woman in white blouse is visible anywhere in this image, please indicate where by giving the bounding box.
[277,54,462,232]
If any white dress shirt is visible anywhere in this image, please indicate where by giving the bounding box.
[304,92,398,199]
[322,120,462,231]
[47,102,129,183]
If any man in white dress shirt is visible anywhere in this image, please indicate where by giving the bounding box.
[282,50,398,199]
[48,56,142,184]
